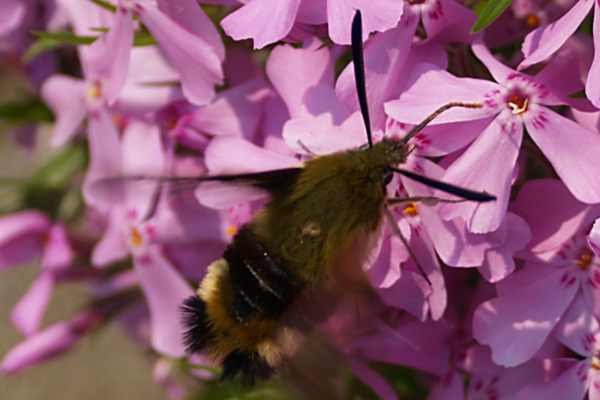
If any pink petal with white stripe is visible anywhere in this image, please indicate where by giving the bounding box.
[473,267,579,367]
[221,0,301,49]
[526,107,600,204]
[326,0,404,45]
[520,0,593,70]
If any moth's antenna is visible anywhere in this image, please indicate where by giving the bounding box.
[351,10,373,148]
[391,167,495,203]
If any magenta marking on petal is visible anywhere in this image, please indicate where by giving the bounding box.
[126,209,138,221]
[567,276,577,286]
[138,254,152,265]
[145,225,157,241]
[474,380,483,391]
[561,271,569,284]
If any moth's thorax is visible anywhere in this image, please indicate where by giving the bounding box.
[255,142,405,283]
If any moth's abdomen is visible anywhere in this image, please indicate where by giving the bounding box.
[181,227,303,384]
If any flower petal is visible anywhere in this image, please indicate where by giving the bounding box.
[11,272,55,336]
[473,267,579,367]
[472,40,516,84]
[590,219,600,256]
[266,42,347,121]
[0,0,25,36]
[40,75,87,147]
[326,0,404,45]
[511,179,598,255]
[156,0,225,61]
[554,294,599,356]
[40,224,73,272]
[335,21,417,130]
[520,0,593,70]
[188,79,265,139]
[526,107,600,204]
[384,63,500,125]
[136,2,223,105]
[440,112,523,233]
[587,0,600,107]
[86,6,133,105]
[133,248,193,357]
[221,0,302,49]
[349,359,398,400]
[514,360,589,400]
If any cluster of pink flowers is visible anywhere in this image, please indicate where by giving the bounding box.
[2,0,600,398]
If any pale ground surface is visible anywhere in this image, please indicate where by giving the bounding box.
[0,71,165,400]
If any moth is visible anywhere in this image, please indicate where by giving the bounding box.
[177,11,493,384]
[96,11,494,385]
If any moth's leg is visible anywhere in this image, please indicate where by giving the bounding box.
[402,101,483,143]
[382,207,432,286]
[386,196,466,207]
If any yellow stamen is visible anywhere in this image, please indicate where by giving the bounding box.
[525,14,541,29]
[508,96,529,115]
[577,249,594,270]
[130,227,143,248]
[403,203,418,217]
[87,82,102,100]
[592,357,600,370]
[226,225,238,237]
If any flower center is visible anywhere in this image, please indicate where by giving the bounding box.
[87,81,102,100]
[405,0,426,4]
[505,90,529,115]
[226,225,238,237]
[577,248,594,270]
[592,356,600,370]
[403,203,419,217]
[525,13,541,29]
[129,227,144,248]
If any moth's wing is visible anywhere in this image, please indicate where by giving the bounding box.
[88,168,303,210]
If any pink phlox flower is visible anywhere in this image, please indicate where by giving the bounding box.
[513,296,600,400]
[484,0,578,47]
[473,179,600,368]
[386,40,600,234]
[41,45,182,147]
[84,116,208,358]
[518,0,600,107]
[0,310,102,375]
[221,0,404,49]
[0,211,74,336]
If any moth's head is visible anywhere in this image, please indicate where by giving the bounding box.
[362,138,409,187]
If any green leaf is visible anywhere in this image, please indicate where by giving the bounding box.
[0,98,54,124]
[89,0,117,13]
[471,0,513,33]
[133,29,157,46]
[21,145,88,217]
[24,31,97,61]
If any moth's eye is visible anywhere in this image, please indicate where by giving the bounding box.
[383,167,393,186]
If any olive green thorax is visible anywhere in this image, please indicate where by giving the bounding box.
[253,139,408,282]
